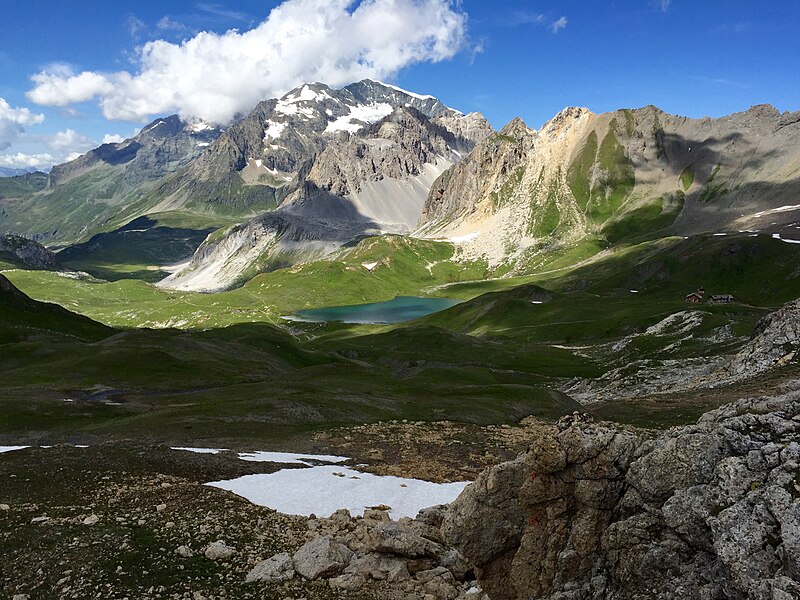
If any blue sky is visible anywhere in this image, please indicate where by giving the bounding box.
[1,0,798,170]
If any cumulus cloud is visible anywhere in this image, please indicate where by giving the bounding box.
[26,0,469,124]
[28,67,115,107]
[102,133,126,144]
[0,152,55,169]
[0,98,45,151]
[49,129,94,153]
[550,16,568,34]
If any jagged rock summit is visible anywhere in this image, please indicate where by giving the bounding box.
[158,80,493,291]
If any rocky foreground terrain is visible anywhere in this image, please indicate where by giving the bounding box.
[2,391,798,599]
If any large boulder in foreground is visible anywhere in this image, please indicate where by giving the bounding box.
[443,394,800,600]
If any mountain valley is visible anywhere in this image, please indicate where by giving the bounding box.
[2,80,800,600]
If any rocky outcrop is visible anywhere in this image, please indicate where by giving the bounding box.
[0,235,59,270]
[729,300,800,378]
[245,506,485,599]
[565,300,800,403]
[442,393,800,600]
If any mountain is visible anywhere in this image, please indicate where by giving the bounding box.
[150,80,480,214]
[417,104,800,270]
[0,116,222,244]
[157,81,491,291]
[0,166,45,177]
[0,80,489,288]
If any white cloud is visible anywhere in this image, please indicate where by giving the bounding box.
[658,0,671,12]
[26,0,469,124]
[49,129,94,153]
[157,16,191,33]
[0,97,45,151]
[128,15,147,39]
[550,16,568,34]
[0,152,55,169]
[102,133,126,144]
[27,69,115,107]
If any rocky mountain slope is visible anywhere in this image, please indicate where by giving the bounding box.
[418,104,800,270]
[0,234,59,270]
[0,116,221,244]
[444,393,800,599]
[159,83,491,292]
[564,297,800,403]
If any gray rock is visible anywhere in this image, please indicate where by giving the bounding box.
[204,540,236,561]
[367,522,444,559]
[245,552,295,584]
[444,393,800,600]
[292,535,354,580]
[347,553,411,582]
[175,545,194,558]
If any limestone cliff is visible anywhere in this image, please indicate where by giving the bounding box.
[443,395,800,599]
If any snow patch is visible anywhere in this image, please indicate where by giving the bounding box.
[753,204,800,218]
[263,121,287,141]
[325,103,393,133]
[362,262,379,271]
[373,80,436,101]
[0,446,29,453]
[772,233,800,245]
[186,120,214,133]
[172,447,228,455]
[274,101,315,118]
[207,464,469,518]
[238,451,349,465]
[448,232,480,244]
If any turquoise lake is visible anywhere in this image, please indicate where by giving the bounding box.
[287,296,462,324]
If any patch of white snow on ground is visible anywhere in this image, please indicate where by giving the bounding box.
[325,103,393,133]
[362,262,379,271]
[172,447,228,455]
[372,80,436,100]
[0,446,30,453]
[263,121,287,141]
[187,120,214,133]
[772,233,800,244]
[448,232,480,244]
[753,205,800,218]
[237,451,349,465]
[207,465,469,518]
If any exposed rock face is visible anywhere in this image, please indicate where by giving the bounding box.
[160,96,491,292]
[418,104,800,269]
[157,79,480,211]
[443,394,800,600]
[0,235,59,270]
[729,300,800,378]
[566,300,800,403]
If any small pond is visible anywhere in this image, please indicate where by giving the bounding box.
[285,295,462,325]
